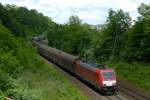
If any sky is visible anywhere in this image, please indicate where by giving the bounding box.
[0,0,150,25]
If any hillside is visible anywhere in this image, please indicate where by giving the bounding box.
[0,23,87,99]
[0,3,87,99]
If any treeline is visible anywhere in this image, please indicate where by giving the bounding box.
[48,3,150,63]
[0,3,54,37]
[48,15,95,56]
[0,3,54,99]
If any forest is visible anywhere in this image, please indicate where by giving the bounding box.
[0,2,150,99]
[48,4,150,62]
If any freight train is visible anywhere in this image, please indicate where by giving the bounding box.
[32,38,117,94]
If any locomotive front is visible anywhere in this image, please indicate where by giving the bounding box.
[96,69,117,93]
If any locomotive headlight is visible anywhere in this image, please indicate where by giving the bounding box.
[102,81,107,86]
[102,81,106,84]
[102,80,116,86]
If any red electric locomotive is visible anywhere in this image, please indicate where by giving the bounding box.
[32,39,117,94]
[75,61,117,93]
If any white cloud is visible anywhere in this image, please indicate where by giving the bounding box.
[0,0,150,25]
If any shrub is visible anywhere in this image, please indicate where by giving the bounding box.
[0,70,14,92]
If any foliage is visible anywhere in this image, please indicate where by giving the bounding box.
[48,15,96,57]
[68,15,82,25]
[90,9,131,61]
[107,61,150,91]
[14,57,87,100]
[0,22,33,99]
[0,3,54,37]
[0,70,14,92]
[123,3,150,61]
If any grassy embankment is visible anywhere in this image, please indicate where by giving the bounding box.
[0,23,87,100]
[17,53,87,100]
[1,41,87,100]
[106,61,150,92]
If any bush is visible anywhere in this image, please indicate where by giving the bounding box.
[0,70,14,92]
[7,87,41,100]
[107,61,150,91]
[0,52,22,76]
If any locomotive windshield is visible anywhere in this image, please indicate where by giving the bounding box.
[102,72,114,78]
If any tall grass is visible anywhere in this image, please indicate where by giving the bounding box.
[106,61,150,91]
[0,23,87,99]
[16,54,87,100]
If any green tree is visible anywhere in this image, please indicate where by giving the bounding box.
[2,4,54,37]
[91,9,131,61]
[125,3,150,61]
[68,15,82,25]
[107,9,131,60]
[48,15,93,56]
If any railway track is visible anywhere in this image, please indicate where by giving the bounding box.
[41,56,149,100]
[105,95,124,100]
[118,84,150,100]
